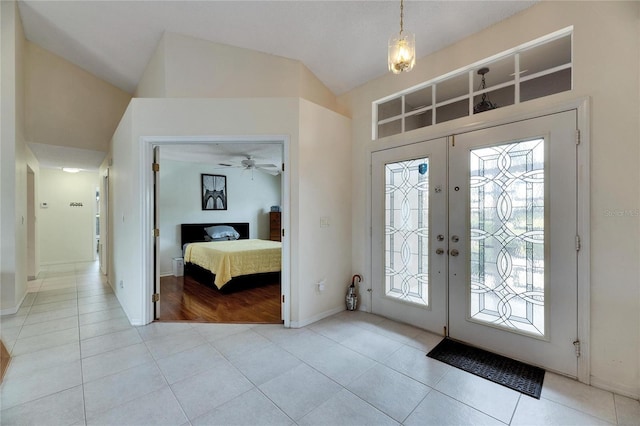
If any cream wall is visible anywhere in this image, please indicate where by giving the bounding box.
[297,98,352,322]
[1,0,30,314]
[39,169,99,265]
[103,104,134,299]
[128,34,352,325]
[339,1,640,398]
[158,159,281,276]
[134,34,166,98]
[108,98,351,327]
[26,42,131,152]
[135,32,347,116]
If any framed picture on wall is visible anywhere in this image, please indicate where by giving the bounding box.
[201,174,227,210]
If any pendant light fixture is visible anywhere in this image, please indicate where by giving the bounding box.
[388,0,415,74]
[473,67,498,113]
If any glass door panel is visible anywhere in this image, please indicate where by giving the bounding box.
[448,111,578,377]
[371,138,447,333]
[469,138,545,336]
[385,158,430,306]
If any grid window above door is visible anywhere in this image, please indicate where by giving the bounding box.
[374,29,572,139]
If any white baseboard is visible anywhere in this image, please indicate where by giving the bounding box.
[41,259,95,266]
[289,305,345,328]
[0,290,28,316]
[590,376,639,400]
[108,288,146,326]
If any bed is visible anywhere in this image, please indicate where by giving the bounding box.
[181,223,282,291]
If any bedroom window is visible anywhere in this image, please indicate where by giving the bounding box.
[373,28,573,139]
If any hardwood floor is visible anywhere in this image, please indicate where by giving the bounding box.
[0,339,10,384]
[159,274,282,323]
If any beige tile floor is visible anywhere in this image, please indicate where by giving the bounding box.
[1,261,638,425]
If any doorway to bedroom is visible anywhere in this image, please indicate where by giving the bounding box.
[152,140,286,324]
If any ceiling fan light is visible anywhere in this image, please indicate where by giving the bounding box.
[388,32,415,74]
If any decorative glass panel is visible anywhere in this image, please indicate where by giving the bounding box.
[469,139,545,336]
[385,158,429,306]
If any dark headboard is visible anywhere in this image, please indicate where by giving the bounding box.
[181,223,250,246]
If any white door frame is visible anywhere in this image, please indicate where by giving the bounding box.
[27,166,36,280]
[101,169,109,278]
[139,135,291,328]
[367,97,590,384]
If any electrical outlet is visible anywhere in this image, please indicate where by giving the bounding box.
[119,280,124,289]
[317,280,326,292]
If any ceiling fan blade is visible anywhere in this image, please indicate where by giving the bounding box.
[254,163,277,168]
[256,167,281,176]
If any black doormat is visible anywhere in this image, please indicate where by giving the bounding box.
[427,338,545,399]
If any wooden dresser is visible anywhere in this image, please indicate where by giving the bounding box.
[269,212,281,241]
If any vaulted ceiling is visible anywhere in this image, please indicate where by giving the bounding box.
[18,1,537,96]
[18,1,537,170]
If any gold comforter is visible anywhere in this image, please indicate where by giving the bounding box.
[184,239,282,289]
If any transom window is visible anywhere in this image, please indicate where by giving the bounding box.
[374,28,572,140]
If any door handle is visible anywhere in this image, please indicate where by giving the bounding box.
[435,248,445,255]
[450,249,460,257]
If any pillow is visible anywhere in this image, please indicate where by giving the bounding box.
[205,234,234,242]
[204,225,240,240]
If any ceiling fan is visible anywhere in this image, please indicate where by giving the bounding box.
[217,156,280,176]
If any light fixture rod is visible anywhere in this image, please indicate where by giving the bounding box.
[400,0,404,35]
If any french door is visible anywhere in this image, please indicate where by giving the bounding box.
[371,111,579,377]
[371,138,448,333]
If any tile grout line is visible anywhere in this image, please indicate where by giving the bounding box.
[0,269,82,416]
[143,329,192,425]
[7,262,626,425]
[508,393,522,425]
[76,267,90,426]
[538,389,619,424]
[399,387,433,425]
[200,333,294,422]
